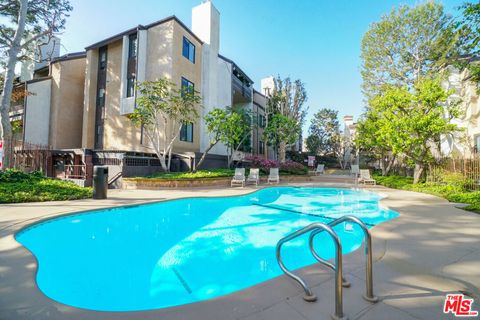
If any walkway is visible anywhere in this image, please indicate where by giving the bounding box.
[1,182,479,319]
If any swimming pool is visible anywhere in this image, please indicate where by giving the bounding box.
[16,187,398,311]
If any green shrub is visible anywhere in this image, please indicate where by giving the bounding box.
[145,168,235,180]
[0,173,92,204]
[374,174,480,214]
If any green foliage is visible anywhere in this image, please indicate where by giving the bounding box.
[264,114,300,148]
[264,76,307,161]
[129,79,201,171]
[308,108,340,155]
[139,169,235,180]
[454,2,480,85]
[358,78,461,182]
[374,174,480,214]
[0,169,91,203]
[0,0,73,67]
[360,1,458,98]
[305,134,321,155]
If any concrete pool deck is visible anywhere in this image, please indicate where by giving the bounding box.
[1,181,479,320]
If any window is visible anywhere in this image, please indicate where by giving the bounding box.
[258,114,266,128]
[126,33,137,98]
[259,141,264,154]
[180,122,193,142]
[181,77,194,96]
[128,33,137,58]
[182,37,195,63]
[99,48,107,70]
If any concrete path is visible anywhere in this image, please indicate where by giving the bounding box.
[1,182,479,320]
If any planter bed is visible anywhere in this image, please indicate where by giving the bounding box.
[123,175,314,189]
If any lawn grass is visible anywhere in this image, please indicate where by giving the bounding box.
[0,170,92,203]
[374,174,480,213]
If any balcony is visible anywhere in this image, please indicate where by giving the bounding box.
[232,74,252,103]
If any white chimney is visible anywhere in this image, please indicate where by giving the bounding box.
[192,1,220,51]
[261,76,274,97]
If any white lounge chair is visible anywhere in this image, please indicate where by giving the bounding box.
[359,169,376,185]
[315,164,325,175]
[246,168,260,186]
[268,168,280,184]
[351,165,360,177]
[231,168,246,187]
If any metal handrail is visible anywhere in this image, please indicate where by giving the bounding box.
[309,215,379,303]
[276,222,345,320]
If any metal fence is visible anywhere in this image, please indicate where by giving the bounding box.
[429,157,480,191]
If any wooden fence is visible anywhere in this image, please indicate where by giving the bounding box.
[2,139,52,173]
[429,157,480,191]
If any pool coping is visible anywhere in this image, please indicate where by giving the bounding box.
[1,181,480,320]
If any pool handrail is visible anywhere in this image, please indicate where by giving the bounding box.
[309,215,379,303]
[276,222,346,320]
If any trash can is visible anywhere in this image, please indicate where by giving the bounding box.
[93,166,108,199]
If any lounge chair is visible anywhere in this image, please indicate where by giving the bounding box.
[246,168,260,186]
[231,168,246,187]
[351,165,359,177]
[268,168,280,184]
[359,169,376,185]
[315,164,325,175]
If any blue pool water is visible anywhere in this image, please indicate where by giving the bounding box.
[16,187,398,311]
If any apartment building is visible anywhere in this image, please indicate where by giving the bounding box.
[10,1,271,185]
[77,1,269,182]
[10,51,86,176]
[440,63,480,157]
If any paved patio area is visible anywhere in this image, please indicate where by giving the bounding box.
[1,180,479,319]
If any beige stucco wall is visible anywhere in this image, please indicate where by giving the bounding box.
[82,50,98,149]
[442,67,480,157]
[24,79,51,146]
[49,57,86,149]
[102,39,147,152]
[170,20,202,154]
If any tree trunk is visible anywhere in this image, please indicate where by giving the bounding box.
[0,0,28,169]
[279,141,286,163]
[196,141,217,171]
[413,162,424,184]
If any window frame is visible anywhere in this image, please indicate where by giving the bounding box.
[182,36,195,63]
[180,122,194,143]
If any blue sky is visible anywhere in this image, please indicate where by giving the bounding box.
[61,0,464,132]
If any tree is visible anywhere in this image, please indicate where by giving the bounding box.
[308,108,340,155]
[196,107,250,170]
[305,134,321,156]
[361,1,459,99]
[129,79,201,172]
[454,2,480,84]
[0,0,72,169]
[360,78,461,183]
[356,112,396,176]
[264,114,300,161]
[265,76,307,162]
[223,105,251,168]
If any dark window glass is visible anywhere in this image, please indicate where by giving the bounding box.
[99,48,107,70]
[128,33,137,58]
[126,78,135,98]
[126,33,137,98]
[180,122,193,142]
[181,77,194,97]
[259,141,264,154]
[182,37,195,63]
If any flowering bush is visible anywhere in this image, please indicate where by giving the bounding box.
[245,156,308,175]
[280,160,308,175]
